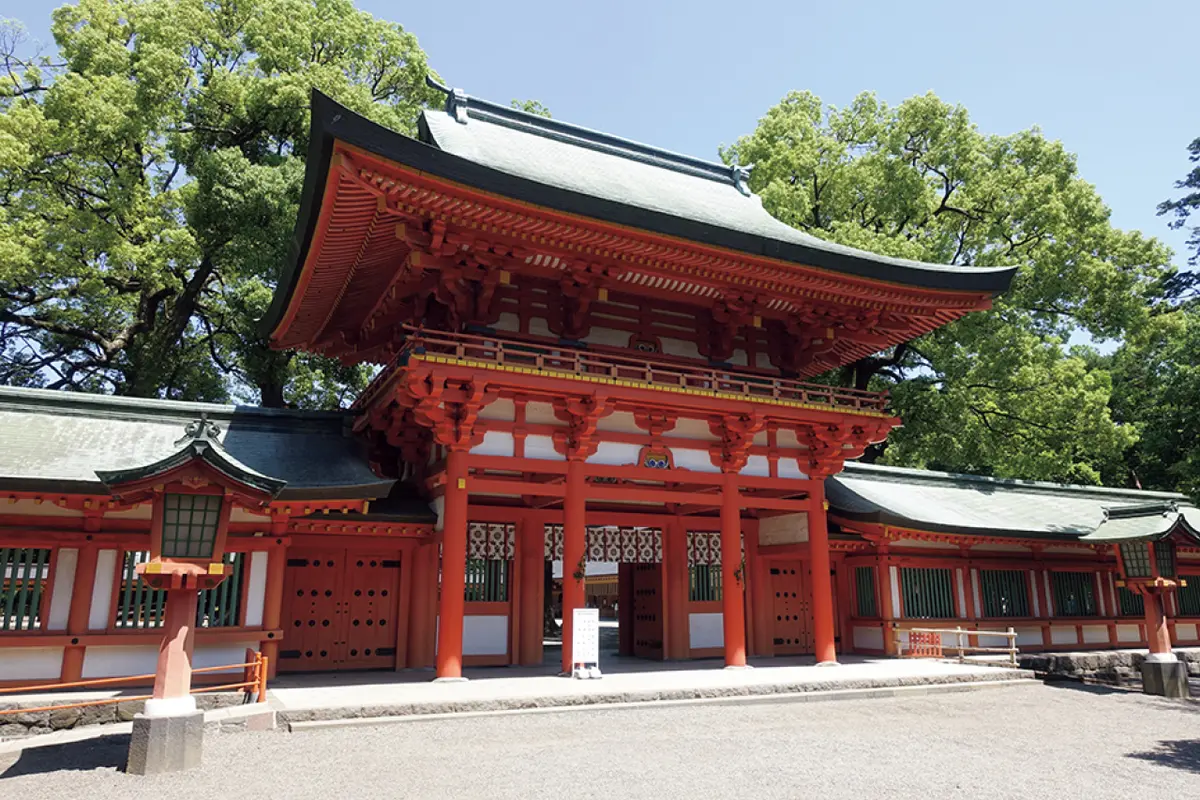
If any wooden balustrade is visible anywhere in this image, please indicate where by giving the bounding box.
[358,327,890,415]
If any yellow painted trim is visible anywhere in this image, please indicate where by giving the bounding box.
[412,354,891,418]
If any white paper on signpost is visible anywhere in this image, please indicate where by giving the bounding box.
[571,607,601,678]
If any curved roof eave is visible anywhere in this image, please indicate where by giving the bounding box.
[261,91,1019,340]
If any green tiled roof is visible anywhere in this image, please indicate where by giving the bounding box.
[827,462,1200,541]
[0,387,393,501]
[1079,502,1200,543]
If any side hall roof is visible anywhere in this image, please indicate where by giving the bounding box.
[826,462,1200,541]
[262,87,1017,340]
[0,387,393,501]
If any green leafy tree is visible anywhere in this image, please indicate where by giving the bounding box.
[0,1,441,404]
[722,91,1175,483]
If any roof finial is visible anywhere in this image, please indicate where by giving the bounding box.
[177,413,221,446]
[731,163,754,197]
[425,74,468,125]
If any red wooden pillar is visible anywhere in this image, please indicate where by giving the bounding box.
[809,483,837,664]
[1144,589,1173,655]
[151,588,200,705]
[261,540,287,678]
[720,470,747,667]
[878,549,897,655]
[61,544,99,682]
[518,518,545,665]
[664,518,689,660]
[436,447,469,679]
[561,457,587,672]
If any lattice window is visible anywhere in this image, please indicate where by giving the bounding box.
[1119,541,1152,579]
[465,558,508,602]
[688,564,722,601]
[1117,585,1144,616]
[162,493,223,558]
[1155,541,1177,578]
[0,547,52,631]
[1051,571,1097,617]
[1179,575,1200,616]
[899,567,955,619]
[115,551,246,629]
[854,566,878,618]
[979,569,1030,618]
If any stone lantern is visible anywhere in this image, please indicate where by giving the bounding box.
[1083,502,1199,698]
[96,415,285,773]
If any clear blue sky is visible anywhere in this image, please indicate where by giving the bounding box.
[11,0,1199,266]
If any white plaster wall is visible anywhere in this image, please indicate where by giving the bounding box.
[758,513,808,546]
[664,418,716,441]
[970,569,982,619]
[494,312,520,333]
[244,551,269,627]
[852,626,884,651]
[1030,571,1041,617]
[587,441,642,466]
[479,397,515,421]
[581,326,630,348]
[1050,626,1079,646]
[1081,625,1109,644]
[776,458,808,479]
[596,410,642,434]
[529,318,553,338]
[524,434,562,460]
[1175,623,1198,641]
[689,612,723,649]
[431,497,445,532]
[46,548,78,631]
[776,429,802,448]
[471,430,515,458]
[0,647,64,680]
[1014,627,1044,647]
[660,337,701,360]
[739,454,770,477]
[195,641,263,673]
[1116,624,1142,643]
[82,645,158,678]
[463,615,509,656]
[671,448,720,473]
[890,566,901,619]
[524,401,557,425]
[88,550,118,630]
[756,352,773,369]
[1096,577,1107,616]
[955,569,968,619]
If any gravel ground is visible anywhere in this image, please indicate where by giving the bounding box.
[2,682,1198,799]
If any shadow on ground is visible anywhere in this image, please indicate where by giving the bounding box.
[1128,740,1200,774]
[0,734,128,779]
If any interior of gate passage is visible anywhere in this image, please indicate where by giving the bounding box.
[260,82,1016,679]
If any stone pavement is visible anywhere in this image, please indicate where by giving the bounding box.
[269,654,1032,726]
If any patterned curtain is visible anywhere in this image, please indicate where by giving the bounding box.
[544,525,662,563]
[467,523,516,560]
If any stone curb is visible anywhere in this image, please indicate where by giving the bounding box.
[286,678,1038,732]
[278,667,1035,727]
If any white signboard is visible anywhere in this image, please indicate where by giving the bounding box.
[572,607,600,666]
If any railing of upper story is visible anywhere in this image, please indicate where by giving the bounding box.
[357,326,890,415]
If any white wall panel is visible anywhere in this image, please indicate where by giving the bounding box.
[463,615,509,656]
[852,626,884,651]
[46,548,78,631]
[244,551,269,627]
[88,550,118,630]
[689,612,723,649]
[0,647,64,680]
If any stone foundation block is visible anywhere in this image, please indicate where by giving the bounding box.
[126,711,205,775]
[1141,661,1191,699]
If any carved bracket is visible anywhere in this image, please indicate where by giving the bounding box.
[708,413,763,473]
[552,394,612,460]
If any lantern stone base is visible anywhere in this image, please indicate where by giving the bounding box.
[1140,654,1191,699]
[126,710,205,775]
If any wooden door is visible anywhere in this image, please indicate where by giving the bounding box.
[771,560,812,655]
[631,563,664,660]
[280,549,344,672]
[280,548,401,672]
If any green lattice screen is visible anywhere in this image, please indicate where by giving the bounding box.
[115,551,245,629]
[1051,571,1097,617]
[1179,575,1200,616]
[854,566,877,617]
[0,548,51,631]
[1117,585,1144,616]
[979,569,1030,618]
[465,558,508,602]
[899,567,955,619]
[689,565,722,602]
